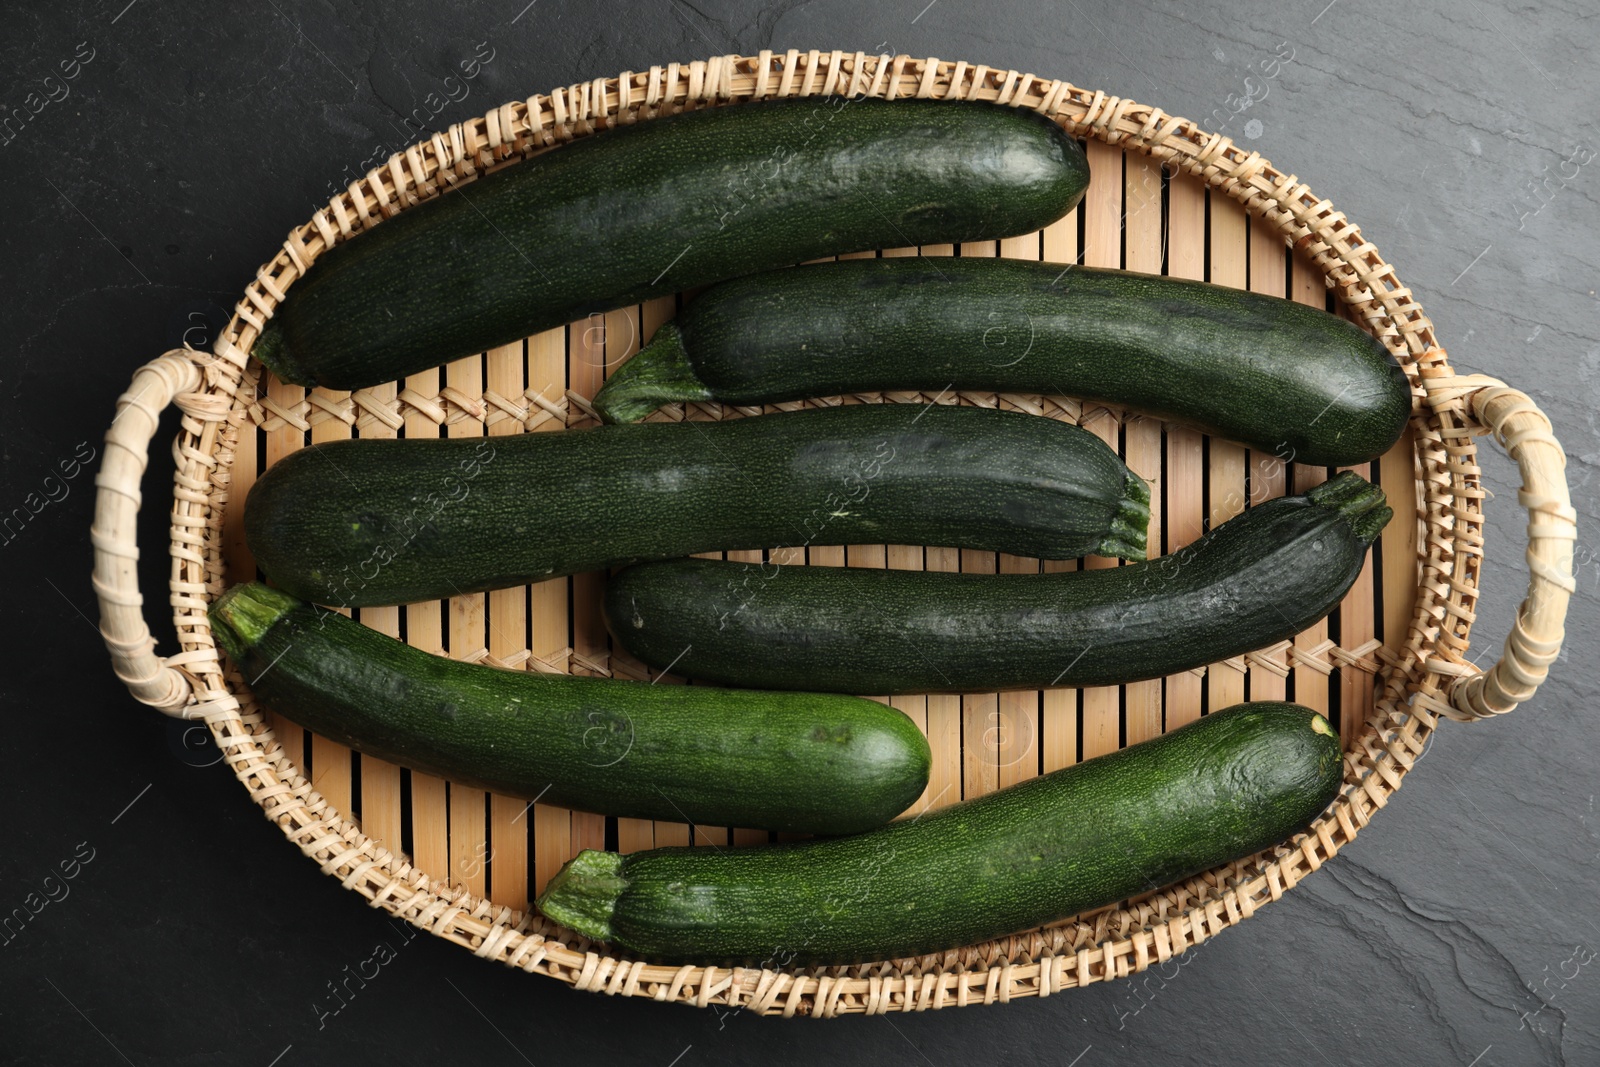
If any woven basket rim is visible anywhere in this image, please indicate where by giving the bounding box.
[110,49,1562,1016]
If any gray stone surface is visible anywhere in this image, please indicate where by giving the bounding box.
[1,1,1593,1063]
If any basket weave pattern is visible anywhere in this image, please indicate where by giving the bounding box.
[90,51,1574,1015]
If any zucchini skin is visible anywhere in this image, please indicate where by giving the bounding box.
[604,471,1391,694]
[254,99,1089,391]
[244,403,1149,609]
[208,583,930,834]
[537,702,1344,965]
[592,257,1411,466]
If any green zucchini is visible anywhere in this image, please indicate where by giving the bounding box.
[604,470,1390,694]
[244,403,1150,609]
[209,583,930,834]
[253,99,1089,391]
[537,701,1343,965]
[592,257,1411,466]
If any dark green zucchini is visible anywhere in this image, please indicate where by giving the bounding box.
[254,99,1089,391]
[537,701,1343,965]
[244,403,1149,609]
[591,257,1411,466]
[209,582,930,834]
[604,470,1391,694]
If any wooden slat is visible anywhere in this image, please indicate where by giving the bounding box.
[1206,189,1250,716]
[444,353,488,899]
[953,235,1004,795]
[262,375,306,771]
[767,545,805,567]
[1164,172,1207,732]
[1040,200,1079,267]
[998,233,1036,262]
[994,685,1039,790]
[993,223,1043,785]
[568,307,609,860]
[615,816,656,854]
[1081,139,1124,267]
[307,387,354,822]
[1122,152,1164,746]
[1039,203,1081,772]
[1289,251,1333,719]
[1246,211,1289,703]
[486,338,530,909]
[524,325,571,895]
[997,227,1044,783]
[1079,139,1122,760]
[844,543,886,578]
[354,374,403,858]
[483,750,528,901]
[805,545,844,568]
[351,710,400,863]
[923,698,962,811]
[530,802,569,897]
[402,365,449,879]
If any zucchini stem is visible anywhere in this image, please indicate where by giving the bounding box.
[1305,471,1393,544]
[537,849,629,942]
[210,582,301,662]
[591,323,714,423]
[1097,473,1151,561]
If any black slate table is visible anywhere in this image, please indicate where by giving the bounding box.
[2,2,1594,1064]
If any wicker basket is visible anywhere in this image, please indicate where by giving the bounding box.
[92,51,1575,1016]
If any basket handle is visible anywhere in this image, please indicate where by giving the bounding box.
[1431,374,1576,721]
[92,349,210,717]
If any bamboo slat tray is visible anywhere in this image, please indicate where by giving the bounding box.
[92,51,1575,1016]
